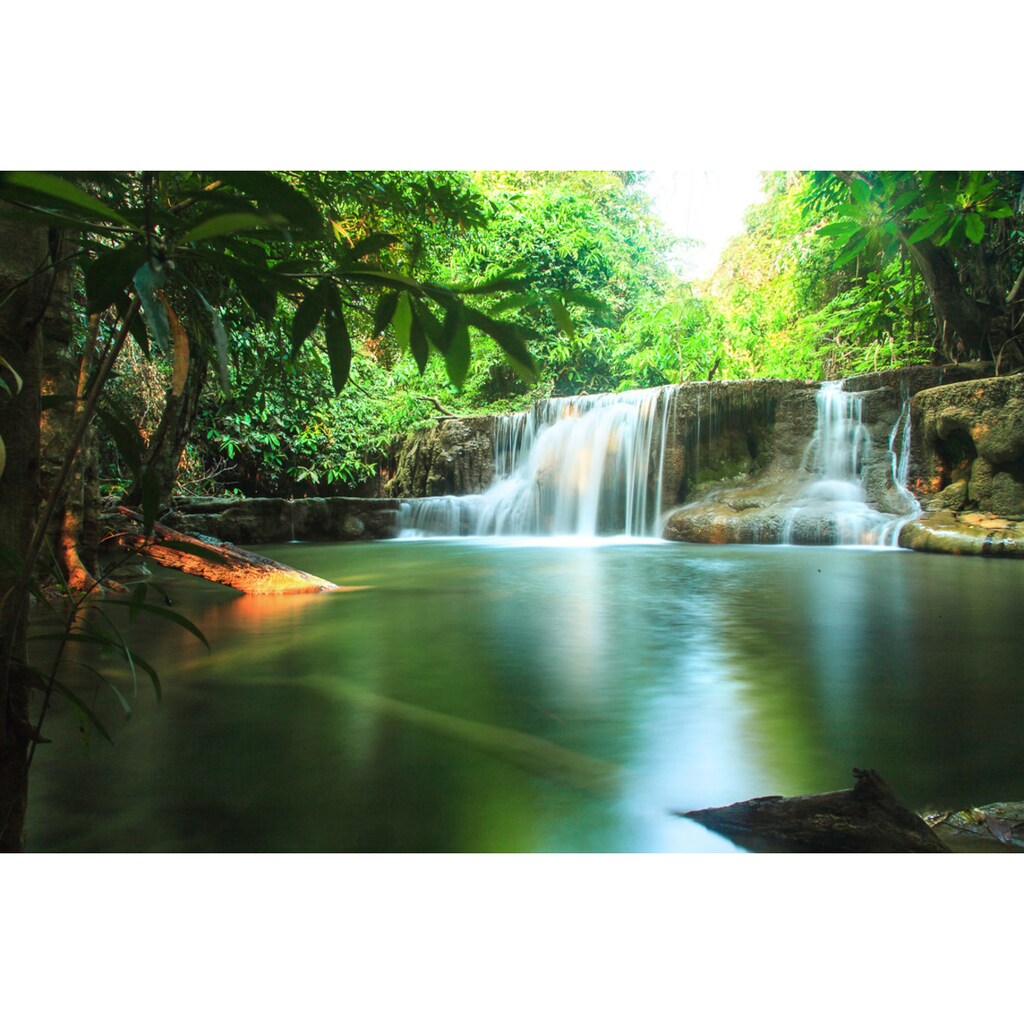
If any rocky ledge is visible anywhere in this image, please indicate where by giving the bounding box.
[898,510,1024,558]
[162,497,401,546]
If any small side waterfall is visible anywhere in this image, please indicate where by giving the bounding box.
[780,381,919,547]
[400,387,675,538]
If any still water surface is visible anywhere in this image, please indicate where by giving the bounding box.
[26,540,1024,852]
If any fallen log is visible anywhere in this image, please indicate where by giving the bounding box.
[678,768,952,853]
[111,507,342,595]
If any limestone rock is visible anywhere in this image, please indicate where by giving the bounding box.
[910,373,1024,516]
[162,497,400,545]
[898,510,1024,558]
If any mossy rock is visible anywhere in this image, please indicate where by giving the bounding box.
[898,510,1024,558]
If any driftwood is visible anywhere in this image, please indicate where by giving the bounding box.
[112,507,342,595]
[679,768,952,853]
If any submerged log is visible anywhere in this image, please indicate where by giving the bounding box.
[112,507,342,595]
[679,768,952,853]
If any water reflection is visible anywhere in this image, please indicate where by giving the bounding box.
[25,540,1024,851]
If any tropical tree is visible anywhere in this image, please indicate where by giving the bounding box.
[0,169,570,850]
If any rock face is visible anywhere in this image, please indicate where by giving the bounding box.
[386,416,496,498]
[909,373,1024,518]
[163,497,400,546]
[662,367,986,546]
[383,363,1021,556]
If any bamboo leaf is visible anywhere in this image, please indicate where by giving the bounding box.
[133,262,170,350]
[291,281,329,358]
[324,309,352,394]
[444,314,471,390]
[0,356,24,395]
[372,292,399,338]
[341,233,400,262]
[96,400,144,474]
[181,212,287,243]
[32,678,115,745]
[461,306,538,383]
[392,292,412,351]
[84,245,147,315]
[196,291,232,396]
[409,305,429,373]
[217,172,324,234]
[104,599,210,652]
[545,294,575,339]
[0,171,135,226]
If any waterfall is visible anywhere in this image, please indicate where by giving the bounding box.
[780,381,918,547]
[400,387,674,538]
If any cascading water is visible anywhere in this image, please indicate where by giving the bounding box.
[400,387,675,538]
[780,381,919,547]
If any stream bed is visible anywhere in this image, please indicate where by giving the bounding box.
[25,539,1024,852]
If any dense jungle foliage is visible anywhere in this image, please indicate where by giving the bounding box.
[3,169,1023,504]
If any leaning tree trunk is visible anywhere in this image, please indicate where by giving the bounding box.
[0,216,50,852]
[901,235,998,363]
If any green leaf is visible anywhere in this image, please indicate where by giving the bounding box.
[462,306,537,383]
[181,211,286,243]
[833,236,869,268]
[816,220,860,238]
[965,211,985,244]
[85,245,147,315]
[850,178,872,205]
[907,208,950,245]
[324,310,352,394]
[392,292,412,351]
[341,233,400,262]
[29,678,114,746]
[0,171,135,226]
[340,267,426,293]
[0,356,24,395]
[218,172,324,234]
[562,288,613,319]
[443,313,471,390]
[0,203,109,232]
[104,599,210,652]
[116,291,150,355]
[133,262,170,350]
[291,281,329,358]
[545,294,575,339]
[890,191,918,212]
[196,291,232,396]
[451,268,532,295]
[96,400,144,474]
[409,306,430,374]
[231,264,279,321]
[372,292,399,338]
[982,203,1014,218]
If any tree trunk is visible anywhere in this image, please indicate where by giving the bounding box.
[679,768,952,853]
[901,235,993,362]
[0,216,50,852]
[113,508,342,594]
[124,351,209,508]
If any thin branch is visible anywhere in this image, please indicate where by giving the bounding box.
[1005,264,1024,305]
